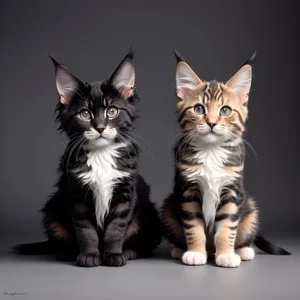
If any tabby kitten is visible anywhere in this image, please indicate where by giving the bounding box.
[162,51,290,268]
[15,51,162,267]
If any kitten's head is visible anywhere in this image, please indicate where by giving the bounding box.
[175,50,255,145]
[51,51,137,147]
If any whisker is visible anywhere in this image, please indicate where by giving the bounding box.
[175,129,197,161]
[228,132,258,163]
[119,130,154,160]
[62,136,83,165]
[65,137,85,178]
[128,131,154,153]
[60,133,83,145]
[116,136,135,170]
[75,139,86,162]
[169,130,184,149]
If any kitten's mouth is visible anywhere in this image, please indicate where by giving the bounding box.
[206,130,217,135]
[95,133,109,140]
[204,130,223,138]
[96,134,115,141]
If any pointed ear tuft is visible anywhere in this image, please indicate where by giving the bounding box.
[125,47,135,60]
[174,49,185,63]
[49,54,60,67]
[243,51,257,67]
[226,54,255,105]
[49,56,83,105]
[176,60,202,99]
[109,52,135,99]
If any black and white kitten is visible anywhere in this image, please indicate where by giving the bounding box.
[15,51,162,267]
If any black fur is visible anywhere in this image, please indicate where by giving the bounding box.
[174,49,185,63]
[14,51,162,267]
[255,235,291,255]
[243,51,257,67]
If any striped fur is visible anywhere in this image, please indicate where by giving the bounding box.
[162,51,290,268]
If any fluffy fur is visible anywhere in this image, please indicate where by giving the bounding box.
[186,141,241,230]
[79,142,130,228]
[14,51,162,267]
[162,51,290,268]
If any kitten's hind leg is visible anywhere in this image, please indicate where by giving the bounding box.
[130,176,162,259]
[43,213,78,262]
[236,247,255,261]
[122,216,139,261]
[123,249,138,260]
[235,197,259,261]
[118,176,163,262]
[171,247,184,260]
[123,201,162,260]
[162,194,187,259]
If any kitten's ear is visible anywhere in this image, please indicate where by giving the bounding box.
[49,55,84,105]
[175,50,202,99]
[226,51,256,105]
[108,50,135,99]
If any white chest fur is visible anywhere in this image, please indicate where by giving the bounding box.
[185,144,236,229]
[78,143,129,227]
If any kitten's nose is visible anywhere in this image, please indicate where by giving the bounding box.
[96,127,105,134]
[207,122,216,129]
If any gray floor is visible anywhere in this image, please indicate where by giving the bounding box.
[0,237,299,300]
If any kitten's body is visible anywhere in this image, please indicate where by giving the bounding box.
[15,52,162,267]
[180,138,243,229]
[162,51,290,268]
[42,143,160,263]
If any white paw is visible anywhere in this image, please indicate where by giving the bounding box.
[236,247,255,261]
[216,252,241,268]
[182,251,207,266]
[171,247,184,260]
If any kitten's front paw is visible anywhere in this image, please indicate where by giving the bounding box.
[103,253,127,267]
[76,252,101,267]
[182,251,207,266]
[216,252,241,268]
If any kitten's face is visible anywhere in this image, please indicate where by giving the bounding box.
[176,81,248,144]
[52,52,136,147]
[175,53,254,145]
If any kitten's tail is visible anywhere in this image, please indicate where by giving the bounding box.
[254,235,291,255]
[13,241,55,255]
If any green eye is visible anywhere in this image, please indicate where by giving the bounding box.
[194,105,205,115]
[106,106,119,119]
[79,109,92,121]
[220,106,232,117]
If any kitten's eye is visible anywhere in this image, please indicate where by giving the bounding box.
[194,105,205,115]
[106,106,119,119]
[79,109,92,121]
[220,106,232,117]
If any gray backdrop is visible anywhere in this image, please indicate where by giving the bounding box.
[0,0,298,242]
